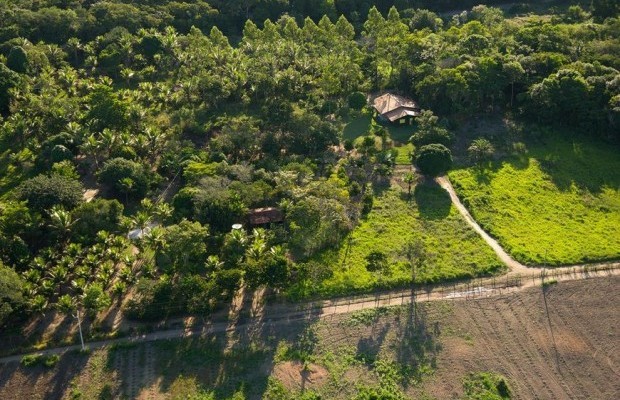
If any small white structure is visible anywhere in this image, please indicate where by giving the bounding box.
[127,222,158,240]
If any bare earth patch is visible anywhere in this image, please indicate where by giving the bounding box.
[273,361,329,392]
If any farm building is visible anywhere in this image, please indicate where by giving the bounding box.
[248,207,284,226]
[373,93,421,124]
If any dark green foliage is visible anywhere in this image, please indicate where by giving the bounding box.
[0,262,26,327]
[85,85,129,132]
[245,248,291,289]
[463,372,512,399]
[361,191,374,216]
[189,178,248,233]
[287,195,352,258]
[407,8,443,31]
[0,63,19,115]
[97,158,149,200]
[365,250,388,272]
[591,0,620,21]
[526,69,593,128]
[158,220,210,274]
[414,144,453,177]
[71,199,124,243]
[468,138,495,164]
[124,278,176,320]
[0,201,39,267]
[348,91,367,110]
[6,46,28,73]
[16,174,83,212]
[410,110,453,148]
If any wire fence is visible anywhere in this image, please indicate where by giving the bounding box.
[264,262,620,318]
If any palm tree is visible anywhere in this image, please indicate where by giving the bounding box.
[206,255,224,272]
[403,172,416,198]
[130,210,152,238]
[468,138,495,165]
[49,206,77,246]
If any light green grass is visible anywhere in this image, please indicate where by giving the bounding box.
[342,111,414,145]
[290,182,504,298]
[449,135,620,266]
[394,143,414,165]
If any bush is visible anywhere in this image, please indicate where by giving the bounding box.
[21,353,60,368]
[348,91,367,110]
[365,251,388,272]
[71,199,124,243]
[97,157,149,200]
[16,174,83,212]
[361,190,374,216]
[414,144,453,176]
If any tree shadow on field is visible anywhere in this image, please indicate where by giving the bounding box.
[356,322,391,364]
[0,349,91,400]
[414,182,451,220]
[395,303,441,386]
[533,138,620,194]
[108,290,324,400]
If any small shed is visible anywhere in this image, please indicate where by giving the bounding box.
[248,207,284,226]
[373,93,421,125]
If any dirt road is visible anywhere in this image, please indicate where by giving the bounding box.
[1,174,617,365]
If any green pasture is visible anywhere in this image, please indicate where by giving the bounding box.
[449,135,620,266]
[290,181,504,298]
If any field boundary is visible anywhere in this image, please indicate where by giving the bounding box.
[1,264,618,365]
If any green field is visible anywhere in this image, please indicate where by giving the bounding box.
[342,111,414,144]
[449,135,620,266]
[290,180,504,298]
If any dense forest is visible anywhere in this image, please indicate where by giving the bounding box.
[0,0,619,328]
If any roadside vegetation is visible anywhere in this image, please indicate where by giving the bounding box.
[450,134,620,266]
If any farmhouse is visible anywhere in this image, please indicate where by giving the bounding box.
[248,207,284,226]
[373,93,421,124]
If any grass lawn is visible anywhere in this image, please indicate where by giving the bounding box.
[342,110,414,145]
[289,179,504,298]
[449,134,620,266]
[394,143,414,165]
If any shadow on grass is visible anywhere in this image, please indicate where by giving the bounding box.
[105,292,322,399]
[414,182,451,220]
[0,350,91,400]
[533,136,620,193]
[395,302,441,386]
[343,114,372,141]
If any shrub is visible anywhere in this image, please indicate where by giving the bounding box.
[71,199,124,243]
[97,157,149,200]
[20,353,59,368]
[348,91,367,110]
[414,144,453,176]
[361,190,374,216]
[21,354,41,367]
[16,174,83,212]
[365,251,388,272]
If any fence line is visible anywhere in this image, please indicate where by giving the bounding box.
[266,263,620,317]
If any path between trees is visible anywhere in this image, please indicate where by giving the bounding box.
[436,175,531,275]
[1,174,618,365]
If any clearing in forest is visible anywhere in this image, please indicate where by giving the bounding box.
[289,176,504,299]
[449,134,620,266]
